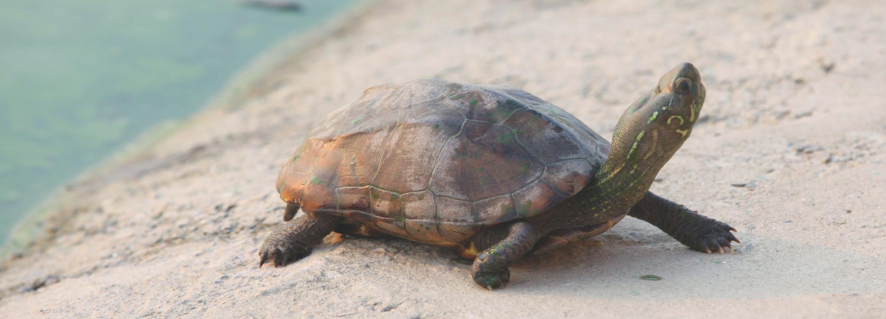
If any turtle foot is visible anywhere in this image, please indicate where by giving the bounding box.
[258,213,340,268]
[471,269,510,290]
[690,220,740,254]
[258,240,312,268]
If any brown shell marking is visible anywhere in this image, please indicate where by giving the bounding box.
[429,120,544,201]
[276,80,610,244]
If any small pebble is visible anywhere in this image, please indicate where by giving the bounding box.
[639,275,661,281]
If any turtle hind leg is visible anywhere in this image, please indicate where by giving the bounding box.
[628,192,739,254]
[259,212,341,268]
[471,222,539,290]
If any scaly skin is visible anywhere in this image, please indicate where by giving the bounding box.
[466,63,727,289]
[259,212,340,268]
[530,62,707,234]
[628,192,739,253]
[471,222,538,289]
[259,63,738,289]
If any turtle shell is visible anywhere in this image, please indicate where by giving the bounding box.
[276,80,610,245]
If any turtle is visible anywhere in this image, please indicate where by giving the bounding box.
[259,63,739,289]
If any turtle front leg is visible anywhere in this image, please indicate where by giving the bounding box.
[628,192,739,253]
[471,222,539,290]
[259,212,341,268]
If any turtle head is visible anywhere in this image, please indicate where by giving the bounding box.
[621,62,704,143]
[601,63,705,179]
[649,62,705,139]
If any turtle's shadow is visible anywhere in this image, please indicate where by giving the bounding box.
[327,219,678,274]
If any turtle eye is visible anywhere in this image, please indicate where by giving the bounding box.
[675,78,692,94]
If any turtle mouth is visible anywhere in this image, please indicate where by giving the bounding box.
[689,98,699,123]
[690,83,706,123]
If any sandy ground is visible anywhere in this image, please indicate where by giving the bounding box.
[2,0,886,318]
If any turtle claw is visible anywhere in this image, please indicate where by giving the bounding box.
[472,270,511,290]
[472,258,512,289]
[259,251,270,268]
[688,220,740,255]
[258,241,311,268]
[725,231,741,244]
[274,248,285,267]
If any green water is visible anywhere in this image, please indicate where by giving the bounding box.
[0,0,361,246]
